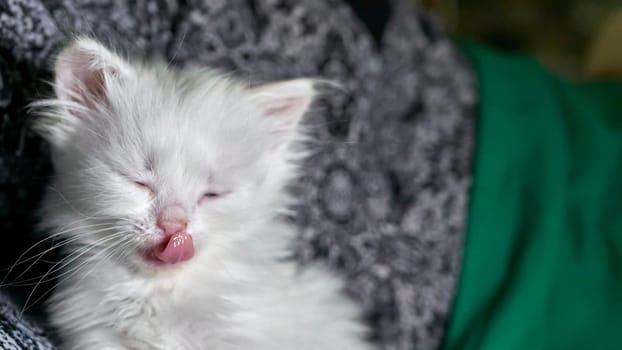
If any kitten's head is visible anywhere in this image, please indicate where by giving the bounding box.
[35,38,316,271]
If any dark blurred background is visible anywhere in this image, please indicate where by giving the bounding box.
[421,0,622,79]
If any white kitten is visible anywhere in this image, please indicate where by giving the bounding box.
[33,38,369,350]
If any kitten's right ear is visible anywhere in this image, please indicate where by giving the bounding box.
[54,37,132,111]
[36,38,132,147]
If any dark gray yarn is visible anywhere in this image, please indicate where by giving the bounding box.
[0,0,476,349]
[0,293,54,350]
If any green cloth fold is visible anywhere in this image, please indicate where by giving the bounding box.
[443,44,622,350]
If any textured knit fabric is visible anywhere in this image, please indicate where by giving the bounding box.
[0,1,476,349]
[0,294,54,350]
[443,43,622,350]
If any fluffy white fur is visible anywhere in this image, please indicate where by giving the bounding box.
[34,38,370,350]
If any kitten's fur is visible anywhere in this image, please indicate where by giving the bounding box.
[34,38,369,350]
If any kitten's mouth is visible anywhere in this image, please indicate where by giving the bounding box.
[145,232,195,265]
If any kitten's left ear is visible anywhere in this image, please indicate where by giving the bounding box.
[249,79,316,134]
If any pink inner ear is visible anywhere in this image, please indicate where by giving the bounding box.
[83,69,106,101]
[250,79,315,129]
[75,68,107,108]
[55,45,113,111]
[263,97,304,117]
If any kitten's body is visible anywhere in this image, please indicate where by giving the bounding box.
[36,38,369,350]
[49,223,364,350]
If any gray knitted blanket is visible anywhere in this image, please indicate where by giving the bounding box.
[0,0,476,349]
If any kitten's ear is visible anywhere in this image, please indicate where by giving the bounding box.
[249,79,316,134]
[54,37,132,114]
[36,38,132,148]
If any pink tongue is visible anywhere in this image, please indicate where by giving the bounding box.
[153,232,194,264]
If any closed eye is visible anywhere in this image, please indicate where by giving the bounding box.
[200,191,229,203]
[133,180,155,194]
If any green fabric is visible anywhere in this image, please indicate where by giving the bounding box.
[443,44,622,350]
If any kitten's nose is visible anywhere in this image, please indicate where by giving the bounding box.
[157,205,188,236]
